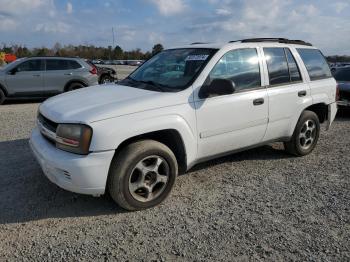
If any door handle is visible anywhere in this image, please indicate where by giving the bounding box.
[298,90,307,97]
[64,73,73,76]
[253,98,264,106]
[32,74,41,77]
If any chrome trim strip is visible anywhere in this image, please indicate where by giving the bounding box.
[37,119,57,141]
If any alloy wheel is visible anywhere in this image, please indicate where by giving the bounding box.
[128,155,170,202]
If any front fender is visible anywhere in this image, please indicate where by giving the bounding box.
[89,106,198,167]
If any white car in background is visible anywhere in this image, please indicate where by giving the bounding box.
[30,38,337,211]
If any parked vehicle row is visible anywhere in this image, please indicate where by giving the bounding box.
[92,59,144,66]
[330,62,350,73]
[30,38,337,211]
[0,57,99,104]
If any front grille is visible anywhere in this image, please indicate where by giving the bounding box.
[339,90,350,101]
[38,113,58,133]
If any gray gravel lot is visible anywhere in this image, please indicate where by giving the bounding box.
[0,103,349,261]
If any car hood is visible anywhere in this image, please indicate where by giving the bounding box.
[40,84,188,123]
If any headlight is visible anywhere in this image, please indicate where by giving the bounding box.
[56,124,92,155]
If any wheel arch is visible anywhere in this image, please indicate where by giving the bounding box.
[64,79,88,92]
[0,83,8,96]
[112,129,188,175]
[304,103,328,123]
[98,73,112,84]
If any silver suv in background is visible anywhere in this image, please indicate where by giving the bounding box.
[0,57,99,104]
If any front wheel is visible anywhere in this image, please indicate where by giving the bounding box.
[284,110,320,156]
[108,140,178,211]
[100,75,114,84]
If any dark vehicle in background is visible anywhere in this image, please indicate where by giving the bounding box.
[334,67,350,107]
[0,57,98,105]
[86,60,117,84]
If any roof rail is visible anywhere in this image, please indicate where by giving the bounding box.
[190,42,209,45]
[229,38,312,46]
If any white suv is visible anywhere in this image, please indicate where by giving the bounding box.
[30,38,338,211]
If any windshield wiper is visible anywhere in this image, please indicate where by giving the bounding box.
[123,76,172,92]
[137,80,166,92]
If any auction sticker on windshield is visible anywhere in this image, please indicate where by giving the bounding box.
[185,55,209,61]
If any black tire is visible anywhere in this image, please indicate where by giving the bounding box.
[66,82,84,92]
[284,110,320,156]
[0,89,5,105]
[99,75,114,84]
[108,140,178,211]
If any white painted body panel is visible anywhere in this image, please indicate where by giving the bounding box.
[30,41,338,196]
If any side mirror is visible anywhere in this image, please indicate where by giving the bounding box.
[199,78,235,99]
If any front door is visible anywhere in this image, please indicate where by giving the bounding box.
[195,48,269,159]
[5,59,44,96]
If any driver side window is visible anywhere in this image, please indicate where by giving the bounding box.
[16,60,43,72]
[208,48,261,92]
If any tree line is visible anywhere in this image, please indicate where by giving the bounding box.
[1,42,349,62]
[0,43,164,60]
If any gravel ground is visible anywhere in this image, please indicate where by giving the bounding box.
[0,103,349,261]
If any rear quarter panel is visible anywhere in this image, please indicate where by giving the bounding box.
[309,78,337,105]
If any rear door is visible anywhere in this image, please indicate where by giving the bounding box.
[44,59,78,94]
[5,59,45,96]
[262,47,312,141]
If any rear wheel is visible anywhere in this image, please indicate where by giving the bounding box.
[66,82,84,92]
[284,110,320,156]
[0,89,5,105]
[108,140,178,211]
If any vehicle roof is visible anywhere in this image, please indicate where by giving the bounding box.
[171,42,318,50]
[24,56,83,60]
[170,38,318,50]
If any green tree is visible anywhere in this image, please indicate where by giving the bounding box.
[151,43,164,56]
[113,45,124,59]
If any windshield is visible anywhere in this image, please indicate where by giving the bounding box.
[119,48,217,92]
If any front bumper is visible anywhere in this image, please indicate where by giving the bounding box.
[337,100,350,107]
[326,102,338,130]
[29,127,115,196]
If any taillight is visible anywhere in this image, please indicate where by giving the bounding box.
[336,83,340,101]
[89,66,97,75]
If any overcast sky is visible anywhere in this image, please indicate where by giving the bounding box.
[0,0,349,55]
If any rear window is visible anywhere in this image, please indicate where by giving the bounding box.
[334,68,350,82]
[297,49,332,81]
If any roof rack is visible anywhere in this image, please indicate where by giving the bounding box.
[229,38,312,46]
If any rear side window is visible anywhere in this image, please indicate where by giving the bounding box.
[285,49,302,82]
[208,48,261,91]
[264,48,302,85]
[297,49,332,81]
[46,59,69,70]
[68,60,82,69]
[334,68,350,82]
